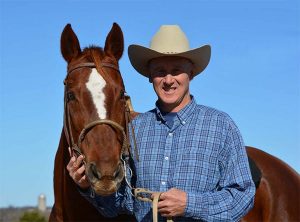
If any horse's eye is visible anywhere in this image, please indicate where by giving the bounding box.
[67,91,75,102]
[120,90,125,98]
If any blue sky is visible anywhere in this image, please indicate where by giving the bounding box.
[0,0,299,207]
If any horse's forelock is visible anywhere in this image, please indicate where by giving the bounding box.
[83,47,112,81]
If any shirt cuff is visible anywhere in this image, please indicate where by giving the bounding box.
[77,186,95,199]
[184,192,209,219]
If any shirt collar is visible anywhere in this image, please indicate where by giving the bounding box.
[155,95,197,125]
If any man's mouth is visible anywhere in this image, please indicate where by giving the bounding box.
[162,86,176,94]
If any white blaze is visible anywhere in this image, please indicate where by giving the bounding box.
[86,68,107,119]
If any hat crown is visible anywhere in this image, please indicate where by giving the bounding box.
[150,25,190,54]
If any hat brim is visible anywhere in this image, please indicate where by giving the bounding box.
[128,44,211,78]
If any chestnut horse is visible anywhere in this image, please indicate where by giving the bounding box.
[49,23,136,221]
[243,147,300,222]
[50,23,300,222]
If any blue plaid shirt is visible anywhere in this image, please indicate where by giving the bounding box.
[80,97,255,221]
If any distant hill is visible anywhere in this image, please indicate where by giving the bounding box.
[0,206,51,222]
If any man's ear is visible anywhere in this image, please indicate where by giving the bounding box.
[189,61,195,80]
[147,65,153,83]
[189,71,194,80]
[148,75,153,83]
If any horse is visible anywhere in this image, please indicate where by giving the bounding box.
[242,146,300,222]
[49,23,136,222]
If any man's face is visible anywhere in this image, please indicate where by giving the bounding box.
[149,56,194,112]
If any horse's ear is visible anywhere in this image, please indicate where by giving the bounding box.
[104,23,124,61]
[60,24,81,63]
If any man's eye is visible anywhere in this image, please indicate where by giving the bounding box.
[157,70,166,76]
[171,69,182,75]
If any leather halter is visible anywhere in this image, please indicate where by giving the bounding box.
[63,62,136,164]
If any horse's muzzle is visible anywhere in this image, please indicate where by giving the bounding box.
[85,162,124,196]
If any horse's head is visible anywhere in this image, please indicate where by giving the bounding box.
[61,23,128,196]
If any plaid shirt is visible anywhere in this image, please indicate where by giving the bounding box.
[80,97,255,221]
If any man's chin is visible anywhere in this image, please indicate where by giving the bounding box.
[158,99,178,112]
[158,94,191,112]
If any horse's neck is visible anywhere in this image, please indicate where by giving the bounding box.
[50,130,67,222]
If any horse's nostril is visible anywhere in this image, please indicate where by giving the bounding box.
[114,163,123,179]
[87,162,101,181]
[91,164,99,179]
[114,166,120,178]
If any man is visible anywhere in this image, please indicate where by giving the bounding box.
[67,25,255,221]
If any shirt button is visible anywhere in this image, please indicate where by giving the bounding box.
[161,181,166,185]
[168,132,173,137]
[182,121,186,124]
[164,156,169,160]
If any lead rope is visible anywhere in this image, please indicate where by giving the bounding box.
[123,98,173,222]
[134,188,173,222]
[125,96,139,161]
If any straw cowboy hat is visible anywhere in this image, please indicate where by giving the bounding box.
[128,25,211,78]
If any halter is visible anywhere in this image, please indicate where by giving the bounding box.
[63,62,138,166]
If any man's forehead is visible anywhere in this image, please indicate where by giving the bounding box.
[149,56,192,68]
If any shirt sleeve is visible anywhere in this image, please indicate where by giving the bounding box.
[78,182,134,217]
[184,121,256,221]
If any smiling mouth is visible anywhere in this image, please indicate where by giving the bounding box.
[163,87,176,94]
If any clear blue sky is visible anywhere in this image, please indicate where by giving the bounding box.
[0,0,299,207]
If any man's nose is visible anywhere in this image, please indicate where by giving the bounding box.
[163,74,174,85]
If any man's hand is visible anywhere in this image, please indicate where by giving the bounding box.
[66,148,90,189]
[157,188,187,218]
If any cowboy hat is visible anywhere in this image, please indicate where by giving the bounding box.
[128,25,211,78]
